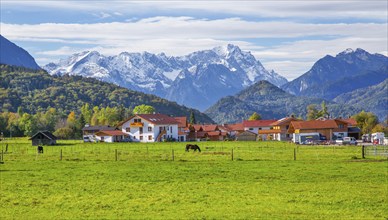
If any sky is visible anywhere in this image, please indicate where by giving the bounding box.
[1,0,387,80]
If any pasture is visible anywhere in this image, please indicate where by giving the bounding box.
[0,139,387,219]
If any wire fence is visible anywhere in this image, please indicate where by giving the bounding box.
[1,140,384,163]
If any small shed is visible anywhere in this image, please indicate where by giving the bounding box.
[236,130,257,141]
[29,131,57,146]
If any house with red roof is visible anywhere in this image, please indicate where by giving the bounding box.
[174,117,188,142]
[243,119,277,140]
[120,113,179,142]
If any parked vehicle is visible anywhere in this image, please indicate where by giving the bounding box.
[336,137,357,145]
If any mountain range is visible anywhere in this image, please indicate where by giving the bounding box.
[43,44,288,110]
[281,48,388,100]
[1,35,387,123]
[205,80,361,123]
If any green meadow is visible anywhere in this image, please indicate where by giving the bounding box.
[0,139,387,219]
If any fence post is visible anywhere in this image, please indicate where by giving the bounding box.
[1,150,3,163]
[172,149,174,161]
[294,148,296,161]
[115,149,118,161]
[231,149,234,161]
[60,149,62,161]
[362,145,365,159]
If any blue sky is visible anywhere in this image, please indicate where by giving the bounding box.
[1,1,387,80]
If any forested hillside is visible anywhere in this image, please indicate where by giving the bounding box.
[0,65,213,123]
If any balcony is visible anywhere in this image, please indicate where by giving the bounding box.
[130,122,144,127]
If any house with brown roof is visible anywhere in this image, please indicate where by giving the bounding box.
[95,130,129,143]
[243,119,277,140]
[120,113,179,142]
[288,119,349,142]
[218,123,244,140]
[270,117,300,141]
[236,130,257,141]
[174,117,188,142]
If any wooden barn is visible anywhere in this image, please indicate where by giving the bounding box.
[29,131,57,146]
[236,130,257,141]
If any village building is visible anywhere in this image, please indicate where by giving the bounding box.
[120,113,179,142]
[288,119,349,142]
[29,131,57,146]
[341,118,361,139]
[82,125,117,142]
[94,130,129,143]
[243,119,277,140]
[270,117,300,141]
[174,117,188,142]
[236,130,257,141]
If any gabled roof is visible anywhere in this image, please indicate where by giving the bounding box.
[137,114,178,125]
[191,124,203,132]
[174,117,187,128]
[226,123,244,131]
[120,114,179,125]
[290,119,344,130]
[82,125,116,131]
[270,117,300,126]
[95,130,129,136]
[243,120,277,128]
[202,125,219,132]
[340,118,357,126]
[29,131,57,140]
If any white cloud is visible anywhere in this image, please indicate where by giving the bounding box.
[2,1,387,20]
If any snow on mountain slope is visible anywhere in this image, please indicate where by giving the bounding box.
[43,44,288,110]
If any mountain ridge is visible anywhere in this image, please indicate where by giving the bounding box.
[43,44,288,110]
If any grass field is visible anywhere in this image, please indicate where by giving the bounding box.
[0,139,387,219]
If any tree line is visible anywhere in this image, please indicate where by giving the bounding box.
[0,104,158,139]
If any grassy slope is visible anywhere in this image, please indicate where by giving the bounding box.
[0,139,387,219]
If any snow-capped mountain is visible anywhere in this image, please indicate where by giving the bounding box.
[44,44,288,110]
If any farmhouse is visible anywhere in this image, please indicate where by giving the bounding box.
[29,131,57,146]
[120,113,179,142]
[82,125,117,142]
[94,130,129,143]
[243,119,277,140]
[270,117,301,141]
[288,119,349,141]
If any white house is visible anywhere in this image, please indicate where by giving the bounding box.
[95,130,129,143]
[121,114,179,142]
[242,119,277,140]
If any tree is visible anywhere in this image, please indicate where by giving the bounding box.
[133,104,155,114]
[54,127,74,139]
[319,101,329,118]
[81,103,92,124]
[352,111,378,134]
[306,104,319,120]
[190,111,196,124]
[248,112,261,120]
[67,111,76,128]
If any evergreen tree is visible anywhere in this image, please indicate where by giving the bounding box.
[190,111,196,124]
[248,112,261,120]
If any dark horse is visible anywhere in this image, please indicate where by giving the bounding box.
[185,144,201,152]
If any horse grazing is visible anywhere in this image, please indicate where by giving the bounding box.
[185,144,201,152]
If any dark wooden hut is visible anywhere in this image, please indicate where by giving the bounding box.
[29,131,57,146]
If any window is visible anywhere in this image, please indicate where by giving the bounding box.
[249,128,253,131]
[148,135,152,140]
[148,127,152,132]
[140,136,143,141]
[338,124,344,129]
[126,127,131,132]
[139,127,143,134]
[134,119,141,123]
[259,128,262,130]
